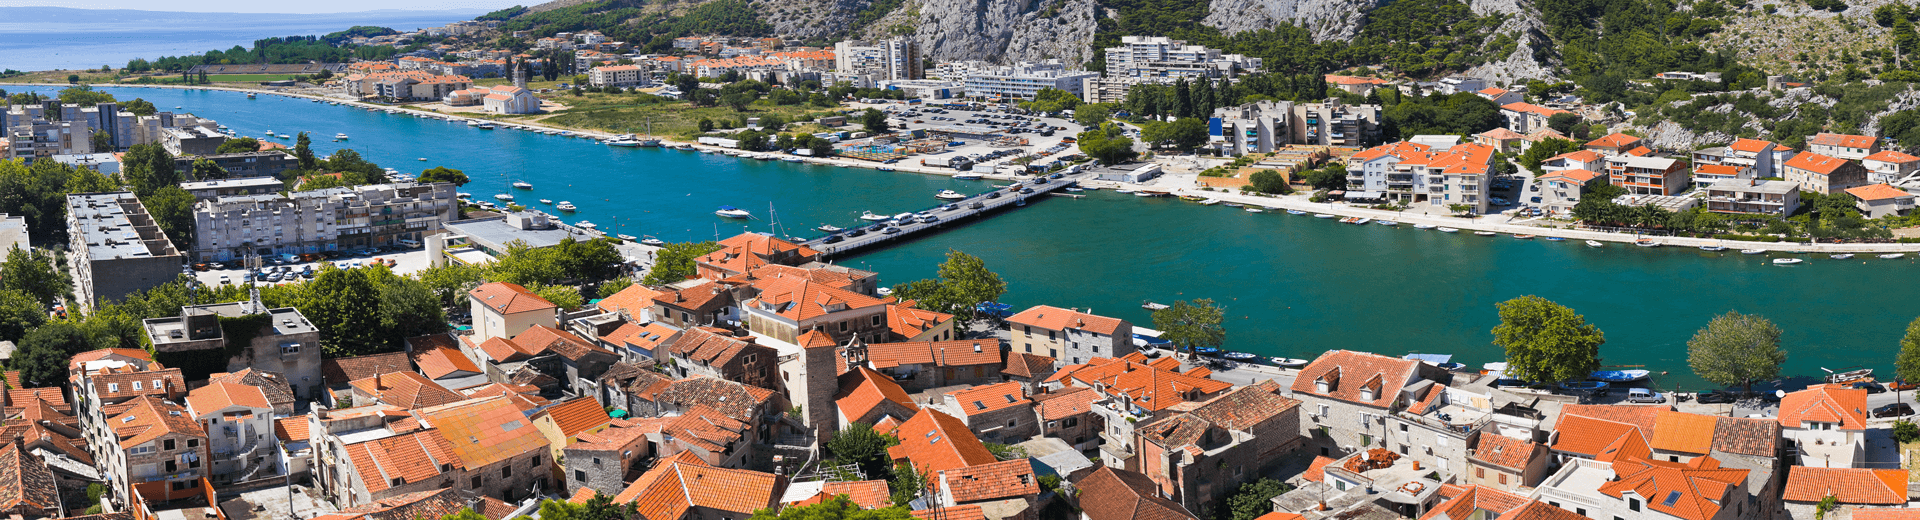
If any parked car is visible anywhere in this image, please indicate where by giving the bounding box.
[1873,403,1914,418]
[1626,388,1666,403]
[824,235,844,244]
[1851,381,1887,394]
[1694,391,1736,404]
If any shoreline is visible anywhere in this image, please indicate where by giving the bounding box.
[22,82,1920,254]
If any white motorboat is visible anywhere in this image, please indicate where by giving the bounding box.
[935,190,967,200]
[1586,240,1604,247]
[1438,227,1460,233]
[1740,249,1766,255]
[1831,253,1854,260]
[1198,198,1221,205]
[538,199,552,205]
[335,133,349,140]
[457,192,473,199]
[417,158,427,161]
[555,201,577,212]
[1880,253,1907,259]
[817,224,844,232]
[860,211,890,221]
[1245,208,1264,213]
[641,237,665,246]
[512,181,533,190]
[576,221,597,230]
[617,234,638,241]
[264,130,275,136]
[1313,213,1335,219]
[715,206,752,219]
[493,194,514,202]
[476,122,496,130]
[1773,258,1802,265]
[466,120,480,127]
[1699,245,1726,251]
[1412,224,1436,229]
[1115,189,1135,194]
[1635,239,1660,247]
[1473,231,1496,236]
[1375,220,1397,226]
[1271,358,1310,369]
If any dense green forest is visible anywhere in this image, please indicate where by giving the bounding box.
[489,0,772,53]
[1088,0,1508,78]
[125,36,399,72]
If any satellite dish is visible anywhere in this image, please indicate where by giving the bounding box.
[1775,390,1786,398]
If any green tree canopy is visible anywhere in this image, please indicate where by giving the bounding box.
[1021,88,1083,113]
[1073,103,1114,127]
[1490,296,1604,383]
[643,241,723,285]
[1897,316,1920,387]
[825,424,900,480]
[749,496,913,520]
[214,137,261,154]
[1220,478,1290,520]
[1,247,71,306]
[861,108,889,134]
[1141,118,1209,151]
[0,289,46,343]
[1153,298,1225,356]
[1077,124,1139,165]
[1686,311,1786,393]
[888,249,1006,325]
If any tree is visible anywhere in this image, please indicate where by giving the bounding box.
[1896,316,1920,388]
[1547,113,1584,134]
[1021,88,1082,113]
[294,132,317,170]
[295,266,388,356]
[190,158,228,180]
[698,118,716,132]
[66,74,78,84]
[1153,299,1225,357]
[1077,124,1138,165]
[1299,163,1349,190]
[0,289,45,343]
[1518,138,1580,173]
[887,463,930,507]
[643,242,722,285]
[826,424,899,480]
[418,166,470,186]
[1248,170,1290,194]
[889,250,1006,326]
[1,247,70,306]
[90,131,111,152]
[122,98,157,117]
[535,493,641,520]
[861,108,889,134]
[1490,296,1604,383]
[1686,311,1786,394]
[721,91,758,112]
[749,496,912,520]
[14,322,93,386]
[1219,478,1289,520]
[1141,118,1208,151]
[215,137,261,154]
[143,186,196,248]
[529,283,583,309]
[121,144,177,196]
[1073,103,1112,127]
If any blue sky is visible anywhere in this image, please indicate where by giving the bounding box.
[0,0,521,13]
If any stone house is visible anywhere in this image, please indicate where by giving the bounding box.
[649,281,736,330]
[0,443,60,519]
[613,376,784,448]
[934,458,1040,518]
[694,233,820,280]
[886,301,957,342]
[1000,353,1057,393]
[736,275,892,345]
[938,382,1036,444]
[857,339,1004,391]
[529,396,612,476]
[1044,353,1231,466]
[319,351,412,395]
[1807,132,1880,160]
[561,417,659,496]
[82,396,208,508]
[468,282,560,341]
[1464,432,1547,492]
[606,452,784,520]
[1784,151,1871,195]
[407,334,489,391]
[1132,381,1302,512]
[1004,305,1133,365]
[346,371,465,409]
[885,409,998,474]
[1031,387,1101,451]
[594,362,673,417]
[310,396,553,507]
[659,327,778,391]
[1075,465,1198,520]
[1288,350,1448,460]
[834,367,920,430]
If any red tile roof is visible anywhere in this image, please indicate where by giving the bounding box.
[596,284,665,317]
[940,458,1037,503]
[1779,384,1868,430]
[1549,414,1648,461]
[469,282,558,314]
[887,302,954,340]
[67,348,153,369]
[1693,164,1743,176]
[836,367,918,425]
[343,429,458,493]
[1561,404,1665,431]
[1856,510,1920,520]
[1545,150,1604,164]
[0,442,58,514]
[1006,305,1128,335]
[1290,350,1423,408]
[1537,168,1602,183]
[408,337,481,380]
[611,454,782,519]
[1865,150,1920,163]
[537,396,612,438]
[323,352,413,386]
[788,480,892,509]
[913,505,986,520]
[1323,75,1389,86]
[1469,433,1537,471]
[106,396,205,449]
[1051,356,1229,412]
[1786,151,1853,175]
[1001,352,1055,378]
[1032,386,1098,421]
[945,382,1029,417]
[1417,485,1530,520]
[1352,141,1433,163]
[1597,456,1749,520]
[1649,410,1718,455]
[1075,465,1198,520]
[1301,455,1336,482]
[865,340,1001,369]
[1728,138,1777,153]
[349,372,465,409]
[1500,102,1570,117]
[1782,466,1908,504]
[416,396,548,468]
[1586,133,1643,149]
[1847,183,1915,201]
[1810,132,1877,149]
[185,381,272,416]
[696,233,820,276]
[665,327,765,367]
[747,276,887,320]
[274,417,310,442]
[887,409,997,474]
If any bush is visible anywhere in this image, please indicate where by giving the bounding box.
[1896,420,1920,443]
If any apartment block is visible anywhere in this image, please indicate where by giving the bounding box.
[142,302,324,401]
[1103,36,1260,80]
[834,38,921,80]
[1783,151,1871,195]
[1704,179,1800,217]
[1605,155,1689,196]
[1807,132,1879,160]
[1005,305,1132,365]
[961,61,1098,100]
[67,192,182,309]
[192,182,458,261]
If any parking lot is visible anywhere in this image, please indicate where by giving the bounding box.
[190,249,434,287]
[866,101,1087,173]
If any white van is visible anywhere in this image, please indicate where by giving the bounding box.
[395,239,422,249]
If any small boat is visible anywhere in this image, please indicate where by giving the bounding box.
[556,201,577,212]
[715,206,752,219]
[1221,352,1259,361]
[781,157,804,163]
[1635,239,1659,247]
[1198,198,1221,205]
[247,93,255,99]
[1773,258,1802,265]
[1513,234,1535,239]
[1699,246,1726,252]
[494,194,514,201]
[466,120,480,127]
[1115,189,1136,194]
[1586,240,1604,248]
[1352,218,1372,225]
[538,199,553,204]
[1065,187,1085,192]
[1827,368,1874,384]
[457,192,473,199]
[953,173,985,180]
[1272,358,1310,369]
[335,133,349,140]
[817,224,844,232]
[1015,198,1026,207]
[605,137,644,147]
[1439,227,1460,233]
[1413,224,1437,230]
[1589,370,1651,382]
[1245,208,1264,213]
[1881,253,1907,259]
[1375,220,1397,226]
[1560,381,1609,392]
[1473,231,1497,236]
[1740,249,1765,255]
[641,238,666,246]
[1223,202,1243,208]
[1545,237,1566,241]
[617,234,637,241]
[1831,254,1855,260]
[576,221,597,230]
[417,158,427,161]
[1339,217,1359,224]
[264,130,275,136]
[1287,210,1308,215]
[878,166,896,171]
[1314,214,1336,219]
[476,123,496,130]
[512,181,533,190]
[860,211,890,221]
[935,190,967,200]
[1193,347,1221,356]
[1142,301,1169,311]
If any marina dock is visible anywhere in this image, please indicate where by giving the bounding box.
[802,172,1094,258]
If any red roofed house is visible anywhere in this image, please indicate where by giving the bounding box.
[856,339,1004,391]
[834,367,919,430]
[938,382,1035,443]
[1540,149,1605,174]
[781,479,892,510]
[1862,149,1920,184]
[1323,75,1388,94]
[1536,168,1607,215]
[1464,432,1547,492]
[1778,384,1868,468]
[312,396,554,507]
[1290,350,1449,459]
[1694,139,1781,181]
[1586,132,1646,155]
[1690,163,1751,187]
[659,327,778,391]
[1047,354,1232,465]
[885,409,998,475]
[934,458,1040,517]
[406,334,486,390]
[1844,183,1917,218]
[1808,132,1881,160]
[184,381,278,484]
[561,416,664,496]
[608,452,783,520]
[1475,87,1523,106]
[530,396,613,475]
[1005,305,1133,365]
[467,282,559,341]
[1075,465,1198,520]
[1473,127,1528,153]
[1785,151,1871,195]
[1606,154,1690,196]
[81,395,209,507]
[695,232,820,280]
[1031,386,1100,450]
[1499,102,1570,134]
[1533,453,1753,520]
[1133,381,1301,509]
[886,301,957,342]
[0,442,62,519]
[1556,405,1787,518]
[1782,466,1909,519]
[1417,485,1581,520]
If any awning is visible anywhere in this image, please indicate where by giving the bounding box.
[1404,353,1452,364]
[1348,191,1385,199]
[609,409,630,419]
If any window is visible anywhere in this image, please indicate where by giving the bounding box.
[281,343,300,355]
[1007,420,1017,428]
[164,439,175,451]
[502,466,512,478]
[165,460,177,472]
[187,440,197,448]
[472,476,483,488]
[1400,423,1408,432]
[871,315,883,326]
[1048,330,1056,341]
[1629,498,1641,512]
[1064,418,1077,428]
[575,470,586,482]
[1662,491,1682,507]
[839,321,849,332]
[133,381,143,391]
[593,457,602,465]
[531,455,540,467]
[1475,468,1483,478]
[108,383,119,393]
[1499,474,1508,484]
[1576,508,1585,517]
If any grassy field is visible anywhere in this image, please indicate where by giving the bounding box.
[201,74,305,82]
[1,69,122,84]
[529,91,846,137]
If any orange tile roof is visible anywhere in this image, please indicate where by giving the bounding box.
[1291,350,1423,407]
[1469,433,1537,471]
[887,302,954,339]
[537,396,611,438]
[945,382,1029,417]
[1586,133,1642,149]
[1624,146,1653,156]
[1562,404,1666,431]
[1006,305,1128,335]
[653,281,732,311]
[1545,150,1603,164]
[1550,414,1647,460]
[1728,138,1777,153]
[1693,164,1743,176]
[836,367,918,424]
[1500,102,1569,116]
[1255,514,1306,520]
[68,348,153,369]
[657,405,749,453]
[611,454,781,519]
[1477,128,1526,140]
[940,458,1037,503]
[324,352,413,386]
[1780,384,1869,430]
[887,409,997,474]
[349,372,464,409]
[1075,465,1197,520]
[185,381,271,416]
[1302,455,1336,482]
[1810,132,1877,149]
[1783,466,1907,504]
[469,282,558,314]
[274,417,310,442]
[666,327,763,367]
[720,264,864,290]
[1597,456,1749,520]
[1477,87,1510,97]
[343,429,459,493]
[1649,410,1718,455]
[747,276,887,320]
[913,505,987,520]
[1053,356,1229,412]
[1786,151,1852,175]
[806,480,890,509]
[418,396,548,468]
[1351,141,1433,163]
[513,325,612,362]
[107,396,204,449]
[1847,183,1915,201]
[1323,74,1389,86]
[1032,386,1099,421]
[865,340,1001,369]
[596,284,665,316]
[1002,352,1055,378]
[408,338,481,380]
[1417,485,1530,520]
[1537,168,1602,183]
[1864,150,1920,163]
[697,233,819,276]
[603,321,680,354]
[1856,510,1920,520]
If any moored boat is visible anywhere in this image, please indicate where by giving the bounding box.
[576,221,596,230]
[1287,210,1307,215]
[1314,214,1336,219]
[617,234,637,241]
[1699,245,1725,251]
[818,224,844,232]
[1375,220,1397,226]
[1221,352,1258,361]
[1881,253,1907,259]
[935,190,967,200]
[1513,234,1535,239]
[1560,381,1610,392]
[1413,224,1437,229]
[715,206,752,219]
[555,201,577,212]
[1473,231,1497,236]
[1352,218,1371,225]
[641,237,666,246]
[1545,236,1566,241]
[1741,249,1766,255]
[1439,227,1460,233]
[953,173,985,180]
[335,133,349,140]
[1271,358,1310,369]
[1142,301,1169,311]
[1635,239,1659,247]
[512,181,533,189]
[1773,258,1803,265]
[493,194,514,201]
[1245,207,1264,213]
[538,199,552,205]
[1831,253,1854,259]
[1586,240,1604,247]
[1589,369,1651,382]
[860,211,889,221]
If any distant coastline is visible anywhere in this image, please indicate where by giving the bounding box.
[0,7,485,72]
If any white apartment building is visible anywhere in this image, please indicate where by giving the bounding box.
[834,38,921,80]
[589,64,644,88]
[71,102,138,151]
[191,182,458,261]
[1104,36,1260,79]
[961,61,1098,100]
[185,381,281,484]
[1210,100,1291,155]
[1348,141,1496,213]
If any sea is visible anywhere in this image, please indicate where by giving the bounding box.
[0,7,485,72]
[14,85,1920,391]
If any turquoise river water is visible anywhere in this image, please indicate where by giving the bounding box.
[63,86,1920,390]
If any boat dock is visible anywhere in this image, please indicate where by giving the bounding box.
[802,172,1094,258]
